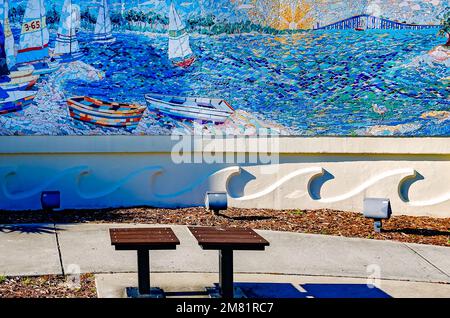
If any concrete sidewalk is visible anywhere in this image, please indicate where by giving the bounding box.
[0,223,449,285]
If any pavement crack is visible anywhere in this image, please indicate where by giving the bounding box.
[403,243,449,279]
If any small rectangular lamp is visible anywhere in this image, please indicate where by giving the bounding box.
[41,191,61,211]
[205,192,228,215]
[363,198,392,233]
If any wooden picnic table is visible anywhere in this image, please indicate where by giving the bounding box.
[110,228,180,296]
[188,227,270,298]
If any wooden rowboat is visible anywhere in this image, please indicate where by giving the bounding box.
[145,93,234,124]
[0,90,36,115]
[67,96,146,129]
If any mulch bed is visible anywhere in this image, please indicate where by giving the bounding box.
[0,274,97,298]
[0,207,449,247]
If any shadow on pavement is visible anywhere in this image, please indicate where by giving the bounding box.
[300,284,392,298]
[156,283,392,299]
[383,228,450,237]
[0,224,64,235]
[234,283,392,298]
[236,283,308,298]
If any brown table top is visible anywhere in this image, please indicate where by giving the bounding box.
[110,228,180,249]
[188,227,270,250]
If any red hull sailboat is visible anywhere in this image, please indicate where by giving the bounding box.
[168,3,196,68]
[173,56,196,68]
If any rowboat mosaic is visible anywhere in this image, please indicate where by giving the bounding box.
[67,96,146,129]
[0,0,449,136]
[145,93,234,124]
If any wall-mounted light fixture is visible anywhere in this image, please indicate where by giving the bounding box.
[41,191,61,211]
[363,198,392,233]
[205,192,228,215]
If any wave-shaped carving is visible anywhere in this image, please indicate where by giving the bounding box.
[2,162,448,212]
[408,194,450,207]
[398,172,450,206]
[77,166,163,200]
[0,166,18,199]
[0,166,16,177]
[313,168,416,203]
[153,166,240,199]
[232,167,324,201]
[1,166,89,200]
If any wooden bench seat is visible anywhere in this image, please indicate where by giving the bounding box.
[110,228,180,296]
[188,227,270,298]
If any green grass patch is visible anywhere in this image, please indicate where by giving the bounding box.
[22,277,32,286]
[290,210,305,216]
[0,276,6,284]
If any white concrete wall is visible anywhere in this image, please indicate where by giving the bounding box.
[0,136,449,217]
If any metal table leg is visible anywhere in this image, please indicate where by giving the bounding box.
[137,249,150,295]
[219,249,234,298]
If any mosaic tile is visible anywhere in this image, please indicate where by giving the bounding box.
[0,0,448,136]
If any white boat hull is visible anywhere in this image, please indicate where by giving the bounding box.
[9,66,34,79]
[145,94,234,124]
[93,36,116,44]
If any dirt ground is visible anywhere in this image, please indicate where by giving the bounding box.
[1,207,449,247]
[0,274,96,298]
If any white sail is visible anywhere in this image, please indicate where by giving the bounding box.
[0,0,15,68]
[54,0,80,56]
[168,3,193,61]
[169,3,185,32]
[94,0,114,42]
[169,34,193,60]
[15,0,49,64]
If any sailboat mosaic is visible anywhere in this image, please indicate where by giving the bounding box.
[0,0,449,136]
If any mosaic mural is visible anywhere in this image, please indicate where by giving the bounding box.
[0,0,449,136]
